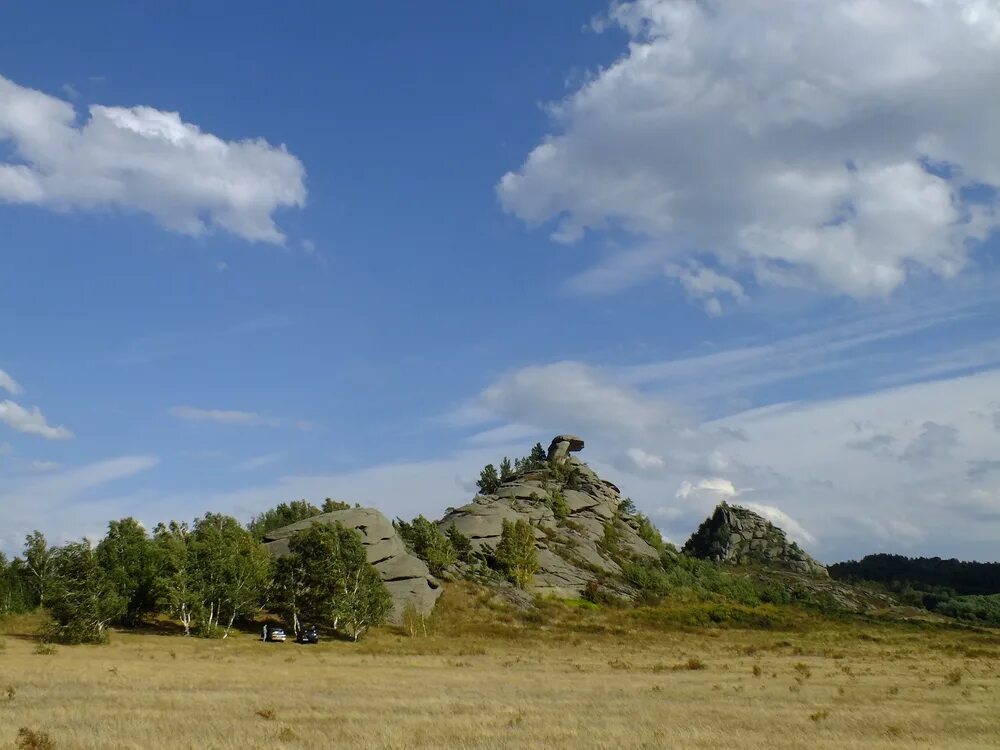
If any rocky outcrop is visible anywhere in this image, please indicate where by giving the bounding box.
[439,438,660,599]
[262,507,442,623]
[547,434,585,464]
[683,503,828,578]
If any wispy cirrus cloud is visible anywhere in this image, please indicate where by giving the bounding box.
[0,369,22,396]
[170,406,278,427]
[169,405,311,431]
[0,455,159,551]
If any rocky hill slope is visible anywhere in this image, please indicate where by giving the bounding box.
[437,435,661,599]
[261,434,899,620]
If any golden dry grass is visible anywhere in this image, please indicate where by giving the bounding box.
[1,586,998,749]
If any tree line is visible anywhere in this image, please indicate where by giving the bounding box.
[829,553,1000,627]
[0,505,391,644]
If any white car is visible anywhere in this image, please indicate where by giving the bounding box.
[264,627,287,643]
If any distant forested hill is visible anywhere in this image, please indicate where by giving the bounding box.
[829,554,1000,596]
[830,554,1000,626]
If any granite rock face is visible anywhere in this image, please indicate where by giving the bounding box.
[439,438,660,599]
[682,503,828,578]
[262,507,442,623]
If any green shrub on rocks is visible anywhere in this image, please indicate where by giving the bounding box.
[495,519,538,589]
[394,516,457,575]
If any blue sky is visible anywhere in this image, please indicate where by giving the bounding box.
[1,0,999,562]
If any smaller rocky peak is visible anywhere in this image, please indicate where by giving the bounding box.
[547,434,585,463]
[683,503,828,578]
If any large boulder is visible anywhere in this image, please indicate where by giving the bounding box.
[547,434,585,463]
[262,507,442,623]
[439,435,660,599]
[682,503,828,578]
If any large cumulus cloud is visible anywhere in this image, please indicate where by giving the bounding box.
[0,75,305,242]
[499,0,1000,306]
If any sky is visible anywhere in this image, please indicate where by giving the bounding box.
[1,0,999,563]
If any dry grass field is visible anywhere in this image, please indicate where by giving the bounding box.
[1,585,998,749]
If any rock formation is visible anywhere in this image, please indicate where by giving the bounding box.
[683,503,828,578]
[262,507,442,623]
[546,434,585,464]
[439,437,660,598]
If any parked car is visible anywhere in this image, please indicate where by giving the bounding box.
[296,626,319,644]
[265,627,287,643]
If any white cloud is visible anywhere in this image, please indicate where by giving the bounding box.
[466,423,542,446]
[665,263,746,316]
[170,405,278,427]
[626,447,665,471]
[0,74,306,243]
[500,0,1000,301]
[0,369,22,396]
[675,477,738,503]
[30,460,60,473]
[0,400,72,440]
[743,502,816,546]
[0,455,158,550]
[459,361,687,441]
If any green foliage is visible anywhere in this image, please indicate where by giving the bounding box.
[151,521,199,636]
[548,490,570,521]
[477,464,501,494]
[445,525,474,564]
[634,513,665,553]
[494,519,538,589]
[321,498,352,513]
[513,443,548,474]
[923,593,1000,626]
[188,513,272,638]
[830,553,1000,625]
[247,500,322,540]
[0,554,34,615]
[529,442,547,464]
[829,553,1000,596]
[599,521,625,562]
[394,515,456,575]
[270,522,391,640]
[95,518,157,627]
[621,552,784,608]
[499,457,514,481]
[22,531,52,608]
[619,497,637,516]
[44,540,127,643]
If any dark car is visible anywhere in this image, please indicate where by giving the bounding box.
[296,626,319,644]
